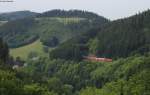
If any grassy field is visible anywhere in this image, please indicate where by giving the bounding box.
[10,40,49,60]
[35,17,86,24]
[51,17,86,24]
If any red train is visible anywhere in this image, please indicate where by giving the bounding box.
[84,55,112,62]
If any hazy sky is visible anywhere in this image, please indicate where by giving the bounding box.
[0,0,150,20]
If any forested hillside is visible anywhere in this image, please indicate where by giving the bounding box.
[0,10,108,48]
[38,9,105,20]
[95,10,150,58]
[0,38,9,63]
[0,11,38,21]
[49,10,150,60]
[0,18,37,48]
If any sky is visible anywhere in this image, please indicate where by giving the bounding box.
[0,0,150,20]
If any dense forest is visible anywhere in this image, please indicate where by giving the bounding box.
[49,10,150,60]
[0,39,150,95]
[0,38,9,63]
[0,11,37,21]
[0,9,150,95]
[95,10,150,58]
[0,18,37,48]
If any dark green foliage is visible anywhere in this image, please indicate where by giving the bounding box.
[38,9,107,20]
[80,70,150,95]
[49,27,101,60]
[0,18,38,48]
[0,11,38,21]
[0,69,24,95]
[95,10,150,58]
[0,38,9,63]
[22,54,150,95]
[42,36,59,47]
[49,43,85,61]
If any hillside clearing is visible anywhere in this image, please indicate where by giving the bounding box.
[10,40,50,60]
[35,17,86,24]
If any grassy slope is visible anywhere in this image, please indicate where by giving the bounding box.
[35,17,86,24]
[49,17,86,24]
[10,40,48,60]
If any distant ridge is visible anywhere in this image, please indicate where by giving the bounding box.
[0,11,38,21]
[38,9,106,19]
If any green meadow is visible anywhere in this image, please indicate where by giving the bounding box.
[10,40,49,60]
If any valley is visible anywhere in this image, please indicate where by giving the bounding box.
[0,9,150,95]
